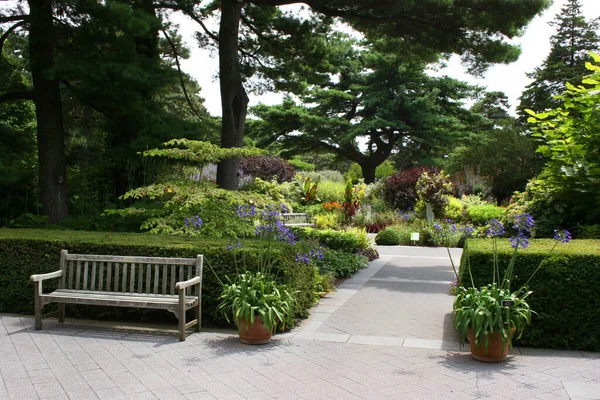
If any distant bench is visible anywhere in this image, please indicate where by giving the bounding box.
[30,250,203,341]
[282,213,316,228]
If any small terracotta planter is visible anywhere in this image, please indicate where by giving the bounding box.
[467,328,515,363]
[237,317,272,345]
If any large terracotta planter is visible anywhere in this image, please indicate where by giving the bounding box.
[467,328,515,363]
[237,316,272,345]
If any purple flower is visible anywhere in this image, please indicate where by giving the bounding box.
[460,226,475,239]
[295,253,311,264]
[433,223,443,236]
[237,204,256,218]
[281,204,289,213]
[184,215,203,229]
[509,233,529,249]
[553,229,572,243]
[192,216,202,228]
[310,247,325,260]
[513,213,535,234]
[486,219,505,237]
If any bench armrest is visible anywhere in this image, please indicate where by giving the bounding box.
[30,270,63,282]
[176,276,201,290]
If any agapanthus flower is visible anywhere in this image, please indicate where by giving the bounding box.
[295,253,311,264]
[509,234,529,249]
[237,204,256,218]
[486,219,505,237]
[513,213,534,234]
[460,226,475,239]
[553,229,572,243]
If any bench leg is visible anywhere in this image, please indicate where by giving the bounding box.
[194,284,201,332]
[34,281,43,330]
[178,290,186,341]
[58,303,65,323]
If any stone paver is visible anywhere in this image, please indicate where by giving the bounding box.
[1,245,599,399]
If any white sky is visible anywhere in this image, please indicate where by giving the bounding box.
[171,0,600,116]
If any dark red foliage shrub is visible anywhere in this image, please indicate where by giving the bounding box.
[382,166,437,210]
[239,156,295,183]
[365,223,389,233]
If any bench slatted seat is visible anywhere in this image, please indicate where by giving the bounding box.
[282,213,316,228]
[30,250,203,341]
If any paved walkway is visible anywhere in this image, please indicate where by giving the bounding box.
[1,246,599,399]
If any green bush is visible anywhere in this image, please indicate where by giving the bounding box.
[0,229,317,327]
[445,196,465,222]
[288,157,316,172]
[316,180,346,203]
[467,204,505,226]
[314,249,368,278]
[459,238,600,351]
[306,170,345,183]
[294,228,363,253]
[375,228,401,245]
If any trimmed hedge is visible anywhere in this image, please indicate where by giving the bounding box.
[459,238,600,351]
[0,229,316,328]
[375,228,401,245]
[293,228,363,253]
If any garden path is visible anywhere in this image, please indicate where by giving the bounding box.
[291,245,464,350]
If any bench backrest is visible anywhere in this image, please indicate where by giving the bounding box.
[59,250,202,296]
[281,213,315,226]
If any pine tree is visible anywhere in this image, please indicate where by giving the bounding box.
[518,0,600,118]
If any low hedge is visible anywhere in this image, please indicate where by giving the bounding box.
[293,228,363,253]
[0,228,317,328]
[459,238,600,351]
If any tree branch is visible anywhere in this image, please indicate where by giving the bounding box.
[161,28,205,121]
[155,2,219,43]
[0,15,29,24]
[0,90,33,103]
[0,20,27,56]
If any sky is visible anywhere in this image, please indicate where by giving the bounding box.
[171,0,600,116]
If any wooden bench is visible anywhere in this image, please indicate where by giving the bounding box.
[282,213,316,228]
[30,250,203,341]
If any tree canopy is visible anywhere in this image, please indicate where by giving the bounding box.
[518,0,600,119]
[249,37,479,183]
[170,0,551,188]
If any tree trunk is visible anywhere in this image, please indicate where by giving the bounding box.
[217,0,249,190]
[360,162,377,184]
[28,0,68,224]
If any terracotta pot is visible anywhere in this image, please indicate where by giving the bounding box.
[237,316,272,345]
[467,327,515,363]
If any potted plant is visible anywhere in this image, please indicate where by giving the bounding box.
[218,271,295,344]
[208,204,322,344]
[451,215,571,362]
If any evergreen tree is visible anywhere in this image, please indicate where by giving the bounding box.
[518,0,600,119]
[249,38,479,184]
[166,0,550,189]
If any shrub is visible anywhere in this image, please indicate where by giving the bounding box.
[0,229,317,326]
[375,228,401,245]
[288,157,315,172]
[445,196,465,222]
[316,180,346,203]
[315,213,341,229]
[306,170,345,183]
[459,238,600,351]
[295,228,363,253]
[467,204,505,226]
[415,170,453,218]
[314,249,368,278]
[240,155,295,183]
[382,167,434,210]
